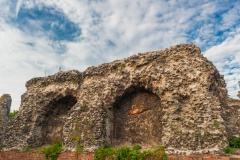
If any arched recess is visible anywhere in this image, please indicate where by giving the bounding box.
[111,87,162,146]
[41,94,77,144]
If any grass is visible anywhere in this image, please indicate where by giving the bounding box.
[94,146,115,160]
[75,141,83,159]
[223,146,234,154]
[223,136,240,154]
[94,145,167,160]
[229,137,240,148]
[23,146,31,152]
[121,60,125,69]
[41,142,63,160]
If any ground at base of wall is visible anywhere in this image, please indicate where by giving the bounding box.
[168,154,240,160]
[1,151,240,160]
[0,151,93,160]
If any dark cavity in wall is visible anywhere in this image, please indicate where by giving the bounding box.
[112,87,162,146]
[42,95,77,144]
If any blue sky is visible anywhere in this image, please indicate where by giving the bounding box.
[0,0,240,110]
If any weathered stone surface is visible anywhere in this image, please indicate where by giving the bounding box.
[0,94,11,146]
[5,70,81,149]
[112,90,162,146]
[2,44,235,155]
[225,98,240,138]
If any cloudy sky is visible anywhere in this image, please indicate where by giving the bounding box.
[0,0,240,111]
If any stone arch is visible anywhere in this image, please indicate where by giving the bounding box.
[41,94,77,144]
[110,86,162,146]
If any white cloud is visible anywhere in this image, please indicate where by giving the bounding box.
[204,29,240,98]
[221,2,240,30]
[16,0,22,17]
[0,20,61,110]
[0,0,240,110]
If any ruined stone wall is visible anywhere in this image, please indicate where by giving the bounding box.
[225,98,240,138]
[0,94,11,146]
[5,71,81,149]
[4,44,230,154]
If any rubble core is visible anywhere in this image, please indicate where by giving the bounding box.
[2,44,240,154]
[0,94,11,146]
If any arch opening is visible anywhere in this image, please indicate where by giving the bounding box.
[42,94,77,144]
[111,87,162,146]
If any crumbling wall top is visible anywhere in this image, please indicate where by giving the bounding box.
[0,94,11,116]
[0,94,12,145]
[25,70,82,89]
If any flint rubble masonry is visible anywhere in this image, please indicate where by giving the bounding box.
[0,94,11,146]
[2,44,240,155]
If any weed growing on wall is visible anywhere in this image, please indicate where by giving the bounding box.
[42,142,62,160]
[214,121,220,128]
[8,110,19,120]
[23,146,31,152]
[75,141,83,159]
[121,59,125,69]
[229,137,240,148]
[94,145,167,160]
[223,136,240,154]
[223,147,233,154]
[81,105,89,112]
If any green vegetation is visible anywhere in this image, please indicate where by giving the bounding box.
[94,146,115,160]
[70,117,95,154]
[121,60,125,69]
[75,141,83,159]
[223,136,240,154]
[0,145,3,151]
[223,146,233,154]
[214,121,220,128]
[8,110,19,120]
[229,137,240,148]
[42,142,63,160]
[203,130,209,136]
[23,146,31,152]
[132,144,141,151]
[94,145,167,160]
[81,105,89,112]
[177,131,182,136]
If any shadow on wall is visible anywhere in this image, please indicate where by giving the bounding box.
[41,95,77,144]
[111,87,162,146]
